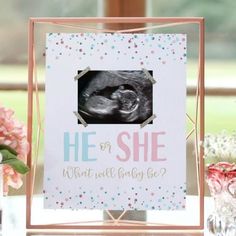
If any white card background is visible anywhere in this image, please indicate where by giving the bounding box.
[44,33,186,210]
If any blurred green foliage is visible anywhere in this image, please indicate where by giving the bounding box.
[0,0,98,63]
[151,0,236,59]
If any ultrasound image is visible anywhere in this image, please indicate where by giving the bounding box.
[77,70,153,124]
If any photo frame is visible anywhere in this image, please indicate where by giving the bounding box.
[27,17,205,231]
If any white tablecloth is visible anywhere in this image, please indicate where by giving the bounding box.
[1,195,214,235]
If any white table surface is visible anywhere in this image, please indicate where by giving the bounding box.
[1,195,214,236]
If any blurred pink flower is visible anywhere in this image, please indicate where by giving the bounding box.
[0,105,29,194]
[3,165,23,193]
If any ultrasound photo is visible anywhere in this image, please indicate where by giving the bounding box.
[77,70,153,124]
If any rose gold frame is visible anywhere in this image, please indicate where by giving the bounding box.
[27,17,205,231]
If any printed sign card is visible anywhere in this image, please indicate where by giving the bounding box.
[44,33,187,210]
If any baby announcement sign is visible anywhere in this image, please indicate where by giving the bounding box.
[44,33,187,210]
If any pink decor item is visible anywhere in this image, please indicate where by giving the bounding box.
[0,104,29,195]
[204,132,236,235]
